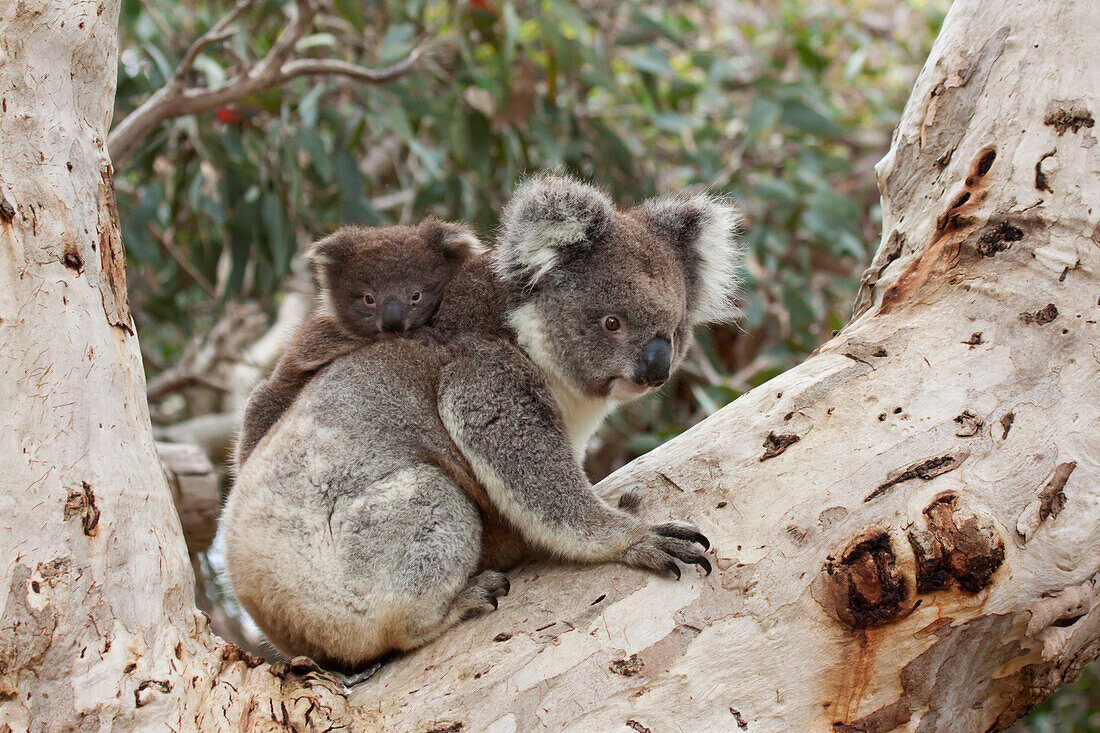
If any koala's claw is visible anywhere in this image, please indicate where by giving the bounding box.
[623,523,712,579]
[455,570,510,621]
[651,521,711,550]
[662,556,682,580]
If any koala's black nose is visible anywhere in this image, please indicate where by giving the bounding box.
[380,300,404,332]
[634,337,671,387]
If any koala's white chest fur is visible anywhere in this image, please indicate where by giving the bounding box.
[508,303,617,458]
[546,372,617,458]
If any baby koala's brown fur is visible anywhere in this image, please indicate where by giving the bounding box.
[235,219,483,466]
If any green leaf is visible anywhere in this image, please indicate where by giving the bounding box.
[261,194,290,273]
[379,23,416,65]
[624,47,674,78]
[779,99,841,138]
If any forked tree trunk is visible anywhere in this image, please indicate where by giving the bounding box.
[1,0,1097,730]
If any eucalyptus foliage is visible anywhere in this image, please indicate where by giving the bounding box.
[116,1,944,443]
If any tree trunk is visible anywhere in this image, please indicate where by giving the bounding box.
[1,0,1097,731]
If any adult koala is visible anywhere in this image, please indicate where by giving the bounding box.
[223,175,742,672]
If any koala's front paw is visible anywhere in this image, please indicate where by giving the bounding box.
[455,570,511,620]
[622,521,712,579]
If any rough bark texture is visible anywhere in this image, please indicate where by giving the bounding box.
[1,0,1097,730]
[0,2,351,730]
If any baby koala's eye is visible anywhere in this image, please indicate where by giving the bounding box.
[602,315,621,332]
[411,291,421,302]
[364,293,375,305]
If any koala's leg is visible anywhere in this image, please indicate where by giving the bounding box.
[334,466,508,657]
[437,343,710,576]
[231,462,507,670]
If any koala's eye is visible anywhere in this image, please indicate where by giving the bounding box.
[364,293,375,305]
[411,291,421,302]
[603,316,621,332]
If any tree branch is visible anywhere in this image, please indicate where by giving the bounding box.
[108,0,423,163]
[145,302,264,404]
[274,48,424,85]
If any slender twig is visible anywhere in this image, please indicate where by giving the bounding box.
[274,49,423,85]
[172,0,254,88]
[109,0,424,163]
[148,223,217,297]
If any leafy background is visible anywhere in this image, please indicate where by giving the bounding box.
[113,1,1097,727]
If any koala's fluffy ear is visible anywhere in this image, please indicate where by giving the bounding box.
[419,218,486,261]
[636,193,744,325]
[496,174,615,287]
[306,228,359,269]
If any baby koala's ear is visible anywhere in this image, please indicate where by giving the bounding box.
[306,228,361,269]
[420,218,486,260]
[634,192,744,326]
[495,173,615,287]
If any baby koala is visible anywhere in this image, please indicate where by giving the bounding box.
[235,218,484,466]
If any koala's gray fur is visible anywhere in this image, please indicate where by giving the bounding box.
[222,175,742,672]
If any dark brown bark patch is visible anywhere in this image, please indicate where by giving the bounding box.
[0,196,15,222]
[63,481,100,537]
[953,410,984,437]
[134,679,172,708]
[1044,105,1095,135]
[908,494,1004,594]
[865,451,967,502]
[999,411,1015,439]
[975,220,1024,256]
[609,654,643,677]
[1020,303,1058,325]
[1038,462,1076,524]
[1035,149,1056,192]
[760,431,800,461]
[61,250,84,273]
[219,643,265,672]
[96,167,133,334]
[825,531,911,628]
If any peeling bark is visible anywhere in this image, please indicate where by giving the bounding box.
[1,0,1098,731]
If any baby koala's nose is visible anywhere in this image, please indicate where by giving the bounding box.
[380,300,405,332]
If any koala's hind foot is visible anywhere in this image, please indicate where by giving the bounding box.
[398,570,510,651]
[623,521,712,579]
[454,570,511,620]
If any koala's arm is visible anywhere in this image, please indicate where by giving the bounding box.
[284,311,366,371]
[438,340,710,575]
